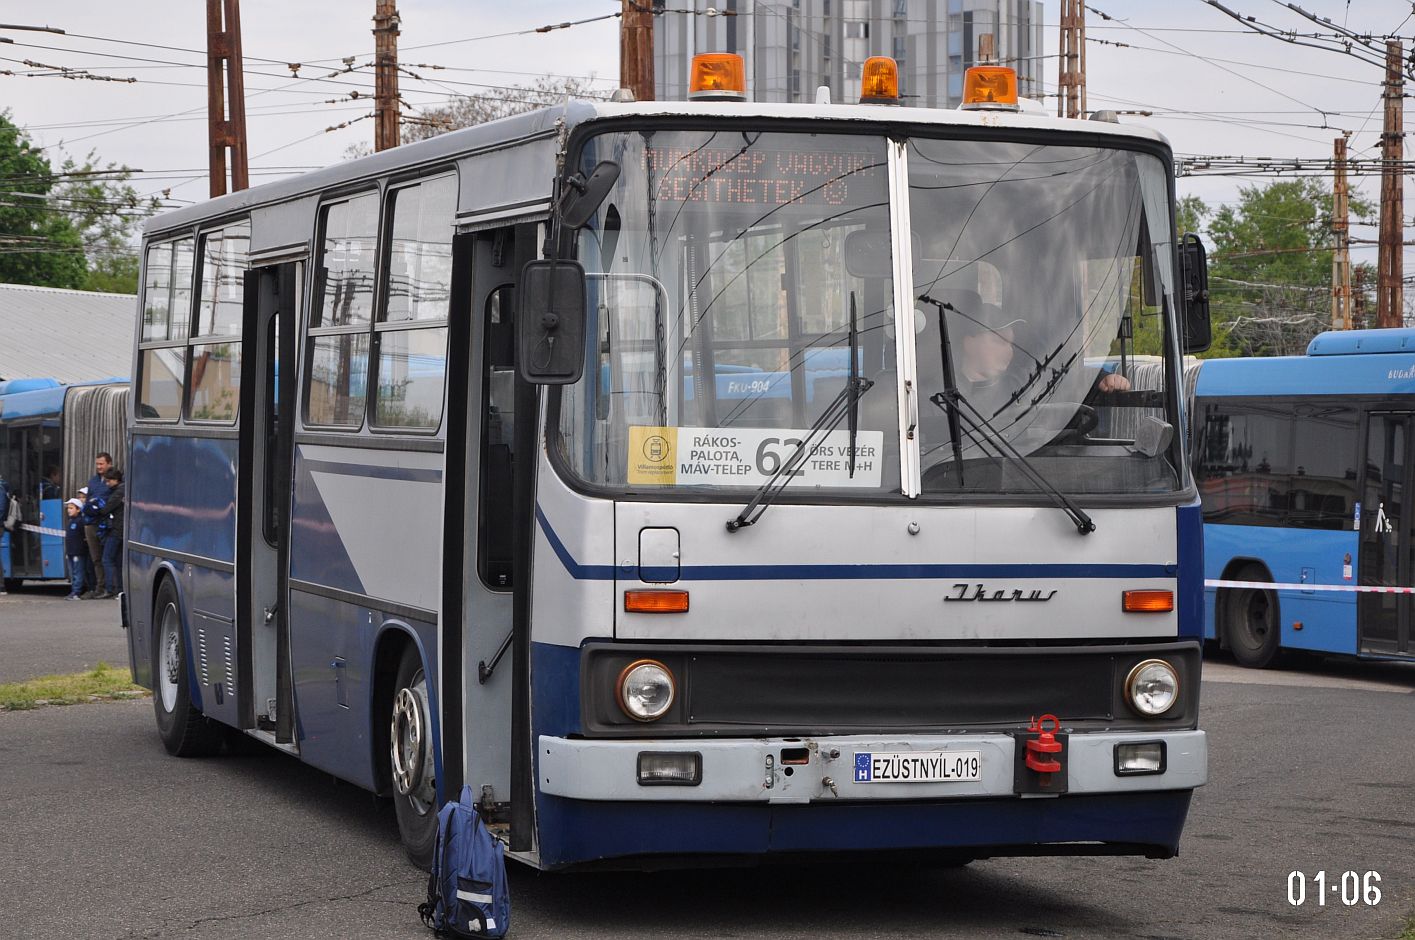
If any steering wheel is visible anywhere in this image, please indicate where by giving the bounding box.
[1050,403,1098,444]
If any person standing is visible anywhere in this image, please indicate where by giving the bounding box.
[0,473,11,596]
[84,453,112,599]
[64,498,91,600]
[98,468,124,598]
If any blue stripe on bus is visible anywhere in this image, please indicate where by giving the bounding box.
[534,506,1175,582]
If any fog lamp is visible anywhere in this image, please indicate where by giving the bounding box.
[637,751,702,786]
[1114,741,1166,776]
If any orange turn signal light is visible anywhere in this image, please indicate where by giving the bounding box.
[961,65,1018,110]
[689,52,747,100]
[624,589,690,613]
[859,56,899,104]
[1122,590,1174,613]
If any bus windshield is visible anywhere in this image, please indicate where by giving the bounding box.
[555,128,1183,499]
[909,139,1182,497]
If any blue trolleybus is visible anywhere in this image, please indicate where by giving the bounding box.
[1194,328,1415,666]
[124,56,1211,869]
[1,377,127,589]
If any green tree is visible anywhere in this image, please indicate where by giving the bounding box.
[52,152,159,294]
[0,113,155,293]
[0,111,87,289]
[1200,178,1373,357]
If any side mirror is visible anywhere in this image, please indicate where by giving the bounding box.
[517,259,587,384]
[1178,232,1212,353]
[558,161,621,230]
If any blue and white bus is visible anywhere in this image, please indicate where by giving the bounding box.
[124,56,1210,870]
[1195,327,1415,666]
[0,377,127,589]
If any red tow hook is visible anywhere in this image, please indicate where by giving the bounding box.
[1024,714,1064,786]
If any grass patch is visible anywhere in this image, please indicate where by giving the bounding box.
[1401,916,1415,940]
[0,662,148,711]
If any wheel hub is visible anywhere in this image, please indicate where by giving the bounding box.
[390,678,435,812]
[158,603,181,712]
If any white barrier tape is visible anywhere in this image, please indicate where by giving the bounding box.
[1206,578,1415,595]
[17,523,66,539]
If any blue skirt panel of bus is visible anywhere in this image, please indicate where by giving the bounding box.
[287,588,440,795]
[1203,523,1359,655]
[129,434,238,562]
[124,545,234,711]
[532,790,1193,869]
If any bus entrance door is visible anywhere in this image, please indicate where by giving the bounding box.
[1358,412,1414,657]
[237,262,301,742]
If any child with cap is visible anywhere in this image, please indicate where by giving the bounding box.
[64,497,92,600]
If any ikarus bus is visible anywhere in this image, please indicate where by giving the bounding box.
[123,55,1212,871]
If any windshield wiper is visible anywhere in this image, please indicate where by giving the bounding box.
[727,308,873,533]
[918,294,1095,536]
[917,295,968,486]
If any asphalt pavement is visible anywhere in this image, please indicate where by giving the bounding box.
[0,580,129,682]
[1,589,1413,939]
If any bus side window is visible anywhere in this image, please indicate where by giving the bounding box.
[478,286,516,589]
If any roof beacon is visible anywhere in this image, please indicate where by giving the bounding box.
[689,53,747,102]
[960,65,1019,112]
[859,56,900,105]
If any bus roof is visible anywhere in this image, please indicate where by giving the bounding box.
[1194,329,1415,398]
[0,378,124,421]
[144,98,1171,238]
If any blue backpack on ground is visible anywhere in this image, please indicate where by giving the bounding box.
[418,785,510,938]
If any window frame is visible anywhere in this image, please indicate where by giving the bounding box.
[303,189,382,431]
[136,234,198,424]
[185,219,252,426]
[369,171,456,435]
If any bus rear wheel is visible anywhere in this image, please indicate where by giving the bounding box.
[1223,565,1281,669]
[151,579,224,756]
[390,645,438,870]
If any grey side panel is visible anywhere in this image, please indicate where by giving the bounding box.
[249,195,318,259]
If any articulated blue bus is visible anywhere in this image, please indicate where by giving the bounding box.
[0,377,127,588]
[1194,327,1415,666]
[125,55,1213,871]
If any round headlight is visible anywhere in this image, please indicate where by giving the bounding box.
[616,659,676,721]
[1126,659,1179,716]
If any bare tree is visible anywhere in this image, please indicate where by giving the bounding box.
[401,75,599,143]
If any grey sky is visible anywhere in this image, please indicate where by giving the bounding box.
[2,0,1409,270]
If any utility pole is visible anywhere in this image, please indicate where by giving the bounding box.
[978,33,996,65]
[373,0,401,152]
[1332,133,1353,330]
[1057,0,1085,119]
[205,0,249,198]
[1378,39,1404,328]
[620,0,654,102]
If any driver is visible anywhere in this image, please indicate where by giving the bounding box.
[955,302,1130,416]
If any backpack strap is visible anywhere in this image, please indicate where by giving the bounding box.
[417,807,457,931]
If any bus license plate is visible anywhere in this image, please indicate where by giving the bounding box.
[853,750,981,784]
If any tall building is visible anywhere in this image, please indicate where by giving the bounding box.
[654,0,1045,109]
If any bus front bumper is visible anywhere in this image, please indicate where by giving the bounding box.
[538,729,1206,802]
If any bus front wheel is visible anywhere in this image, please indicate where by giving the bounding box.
[151,578,224,756]
[1223,565,1282,669]
[390,645,438,870]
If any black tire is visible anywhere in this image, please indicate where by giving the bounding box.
[3,577,20,592]
[390,644,438,870]
[151,578,224,756]
[1223,564,1282,669]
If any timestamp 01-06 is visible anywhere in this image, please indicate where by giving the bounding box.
[1287,871,1382,907]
